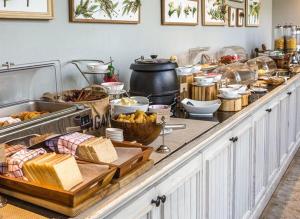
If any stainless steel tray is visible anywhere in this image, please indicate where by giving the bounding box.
[0,100,79,134]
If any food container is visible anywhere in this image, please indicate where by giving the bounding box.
[284,25,297,53]
[246,56,277,77]
[101,82,125,94]
[110,96,149,115]
[217,46,247,64]
[111,113,161,145]
[0,61,92,142]
[181,99,221,116]
[274,25,285,51]
[215,63,257,86]
[130,56,179,105]
[194,76,214,86]
[43,85,110,131]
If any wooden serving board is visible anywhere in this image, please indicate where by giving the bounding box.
[0,160,154,217]
[0,162,116,208]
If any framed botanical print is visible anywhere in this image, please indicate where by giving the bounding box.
[228,7,236,27]
[202,0,226,26]
[245,0,260,27]
[161,0,199,26]
[0,0,54,20]
[236,8,244,27]
[69,0,141,24]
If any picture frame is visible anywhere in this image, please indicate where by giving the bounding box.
[228,0,244,3]
[236,8,244,27]
[0,0,54,20]
[161,0,199,26]
[69,0,141,24]
[228,7,236,27]
[245,0,260,27]
[202,0,226,26]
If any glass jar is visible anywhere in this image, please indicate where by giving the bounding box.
[284,25,297,53]
[274,25,284,51]
[297,26,300,52]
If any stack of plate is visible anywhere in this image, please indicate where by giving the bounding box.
[105,128,124,142]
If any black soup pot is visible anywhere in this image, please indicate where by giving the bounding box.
[129,57,179,105]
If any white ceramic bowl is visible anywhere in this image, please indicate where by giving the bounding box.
[219,88,239,99]
[176,67,192,75]
[148,105,171,113]
[227,84,247,93]
[101,82,124,94]
[87,63,109,72]
[194,76,214,86]
[110,96,149,115]
[181,98,221,115]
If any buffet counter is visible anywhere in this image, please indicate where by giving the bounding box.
[1,74,300,219]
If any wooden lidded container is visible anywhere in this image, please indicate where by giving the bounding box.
[191,83,218,101]
[240,92,250,107]
[219,96,242,112]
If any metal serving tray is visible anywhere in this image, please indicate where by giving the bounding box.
[0,100,79,135]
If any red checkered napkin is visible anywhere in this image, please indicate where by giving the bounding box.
[0,148,46,178]
[46,132,94,156]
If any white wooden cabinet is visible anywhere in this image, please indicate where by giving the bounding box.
[296,84,300,140]
[279,93,289,165]
[108,187,159,219]
[252,108,268,206]
[202,132,233,219]
[287,87,297,152]
[232,118,253,219]
[156,154,202,219]
[266,100,280,183]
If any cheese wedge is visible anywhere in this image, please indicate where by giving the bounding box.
[77,138,118,163]
[52,155,83,190]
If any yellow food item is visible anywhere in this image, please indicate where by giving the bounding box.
[23,153,83,191]
[275,38,284,50]
[120,98,138,106]
[116,110,157,124]
[11,111,48,121]
[257,69,267,76]
[77,138,118,163]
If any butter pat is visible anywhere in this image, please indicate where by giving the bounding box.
[78,138,118,163]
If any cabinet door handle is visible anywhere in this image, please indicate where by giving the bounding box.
[266,108,272,113]
[287,92,292,96]
[151,198,161,207]
[230,137,235,142]
[234,137,239,142]
[159,195,167,203]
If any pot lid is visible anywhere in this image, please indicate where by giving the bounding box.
[131,55,178,72]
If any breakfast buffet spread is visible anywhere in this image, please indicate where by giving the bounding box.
[1,42,300,218]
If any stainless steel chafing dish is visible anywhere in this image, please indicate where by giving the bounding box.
[0,61,92,142]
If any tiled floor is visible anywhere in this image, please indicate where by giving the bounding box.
[261,149,300,219]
